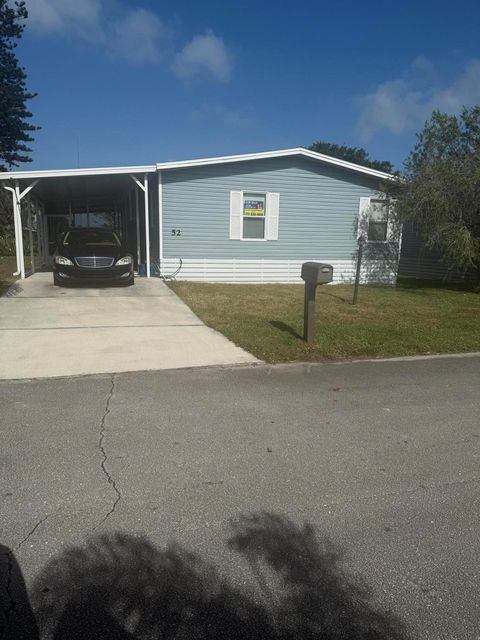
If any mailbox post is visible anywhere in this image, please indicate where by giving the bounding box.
[301,262,334,344]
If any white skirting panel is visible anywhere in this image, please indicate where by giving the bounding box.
[159,258,398,284]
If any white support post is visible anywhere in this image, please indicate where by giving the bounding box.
[158,170,163,266]
[144,174,150,278]
[135,188,141,267]
[4,179,40,279]
[130,173,151,277]
[4,186,21,276]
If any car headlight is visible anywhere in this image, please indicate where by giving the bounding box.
[55,256,73,266]
[116,256,132,266]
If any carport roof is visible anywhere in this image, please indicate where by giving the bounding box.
[0,164,156,180]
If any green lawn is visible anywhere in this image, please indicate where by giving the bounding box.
[169,279,480,362]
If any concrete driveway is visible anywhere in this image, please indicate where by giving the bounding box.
[0,273,257,379]
[0,355,479,638]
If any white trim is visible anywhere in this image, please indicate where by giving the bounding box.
[156,147,395,181]
[130,174,146,192]
[18,179,39,200]
[0,165,156,180]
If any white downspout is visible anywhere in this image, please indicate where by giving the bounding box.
[4,186,21,276]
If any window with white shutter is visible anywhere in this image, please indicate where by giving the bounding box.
[265,192,280,240]
[229,190,280,241]
[229,191,243,239]
[358,197,394,242]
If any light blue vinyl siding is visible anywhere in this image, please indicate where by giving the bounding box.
[162,156,389,260]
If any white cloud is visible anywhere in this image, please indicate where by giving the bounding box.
[26,0,102,35]
[173,31,233,81]
[25,2,233,78]
[106,8,170,64]
[356,58,480,141]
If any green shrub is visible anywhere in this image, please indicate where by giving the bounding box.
[0,226,16,256]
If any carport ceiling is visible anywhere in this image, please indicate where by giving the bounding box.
[32,173,138,209]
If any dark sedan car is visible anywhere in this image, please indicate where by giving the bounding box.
[53,228,134,286]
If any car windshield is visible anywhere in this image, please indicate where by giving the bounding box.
[62,230,120,247]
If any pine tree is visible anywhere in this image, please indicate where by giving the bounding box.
[0,0,39,170]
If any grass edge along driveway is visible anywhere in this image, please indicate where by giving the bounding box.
[169,279,480,363]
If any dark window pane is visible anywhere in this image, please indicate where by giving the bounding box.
[243,218,265,239]
[367,221,388,241]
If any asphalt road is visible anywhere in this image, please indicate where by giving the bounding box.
[1,355,479,639]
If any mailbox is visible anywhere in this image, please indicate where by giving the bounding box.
[301,262,334,344]
[301,262,333,285]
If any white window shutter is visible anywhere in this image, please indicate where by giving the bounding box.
[357,197,371,240]
[229,191,243,239]
[266,192,280,240]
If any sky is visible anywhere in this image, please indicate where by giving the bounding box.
[14,0,480,171]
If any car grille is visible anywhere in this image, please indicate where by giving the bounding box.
[74,256,115,269]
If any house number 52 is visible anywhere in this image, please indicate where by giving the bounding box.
[171,229,181,236]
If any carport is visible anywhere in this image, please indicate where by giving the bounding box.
[0,165,158,280]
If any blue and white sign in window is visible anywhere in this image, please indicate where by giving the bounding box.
[243,193,266,239]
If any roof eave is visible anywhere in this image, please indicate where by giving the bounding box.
[156,147,397,181]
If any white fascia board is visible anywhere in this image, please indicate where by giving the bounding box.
[155,147,396,181]
[0,165,157,181]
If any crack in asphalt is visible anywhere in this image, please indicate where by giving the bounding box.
[16,514,50,551]
[94,374,121,530]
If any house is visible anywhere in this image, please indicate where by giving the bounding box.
[0,148,399,284]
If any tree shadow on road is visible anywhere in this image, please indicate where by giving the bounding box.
[29,512,409,639]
